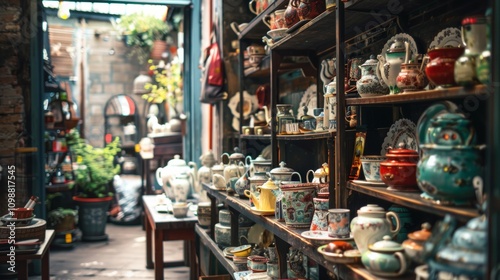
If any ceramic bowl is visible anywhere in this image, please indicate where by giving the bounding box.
[230,244,252,257]
[360,155,386,182]
[266,28,287,41]
[12,207,34,219]
[172,203,189,218]
[301,230,336,247]
[247,255,268,272]
[318,245,361,264]
[214,223,231,247]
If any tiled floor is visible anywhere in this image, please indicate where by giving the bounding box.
[39,223,190,279]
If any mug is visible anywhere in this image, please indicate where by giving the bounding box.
[247,45,266,55]
[249,0,269,15]
[328,208,350,238]
[274,9,286,29]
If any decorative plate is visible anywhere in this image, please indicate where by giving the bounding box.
[429,27,462,50]
[380,118,418,156]
[296,84,318,119]
[317,246,361,264]
[250,207,275,216]
[228,91,259,120]
[380,33,418,59]
[301,230,336,247]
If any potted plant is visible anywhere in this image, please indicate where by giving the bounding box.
[47,208,77,233]
[143,59,184,127]
[68,129,121,241]
[116,13,172,65]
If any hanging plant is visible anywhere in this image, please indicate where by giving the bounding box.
[116,13,172,65]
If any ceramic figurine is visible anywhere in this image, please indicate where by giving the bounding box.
[357,55,389,97]
[350,204,401,254]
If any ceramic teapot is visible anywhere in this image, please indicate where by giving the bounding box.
[350,204,401,254]
[402,222,432,264]
[377,39,410,94]
[396,60,429,92]
[357,55,389,97]
[156,154,198,199]
[244,178,279,211]
[245,154,272,177]
[361,235,408,277]
[417,103,484,206]
[306,162,329,183]
[268,161,302,184]
[424,214,486,279]
[221,147,246,189]
[320,57,336,94]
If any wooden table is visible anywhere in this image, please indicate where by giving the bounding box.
[0,229,54,280]
[142,195,197,280]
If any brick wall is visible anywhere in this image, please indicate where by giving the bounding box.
[0,0,31,213]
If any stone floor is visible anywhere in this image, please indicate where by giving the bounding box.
[34,223,190,279]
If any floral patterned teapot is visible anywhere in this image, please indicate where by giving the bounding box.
[357,55,389,96]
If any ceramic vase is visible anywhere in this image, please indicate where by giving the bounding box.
[280,183,317,228]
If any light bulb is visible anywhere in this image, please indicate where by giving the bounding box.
[58,1,70,20]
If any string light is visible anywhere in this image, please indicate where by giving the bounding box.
[58,0,71,20]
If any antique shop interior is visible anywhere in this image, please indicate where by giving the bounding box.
[1,0,500,279]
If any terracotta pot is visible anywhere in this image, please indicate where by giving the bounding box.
[150,40,167,60]
[425,47,465,88]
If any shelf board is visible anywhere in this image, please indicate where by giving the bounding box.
[240,134,271,141]
[345,85,488,106]
[347,181,479,222]
[276,131,332,140]
[239,0,288,40]
[195,224,238,275]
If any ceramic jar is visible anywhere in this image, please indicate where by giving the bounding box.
[350,204,401,254]
[280,183,317,228]
[377,39,409,94]
[245,154,272,177]
[402,222,432,264]
[455,15,487,86]
[417,110,484,206]
[361,235,408,277]
[380,145,419,191]
[310,197,329,231]
[396,62,428,92]
[425,47,465,88]
[324,81,337,131]
[357,55,389,97]
[156,155,198,199]
[284,0,300,28]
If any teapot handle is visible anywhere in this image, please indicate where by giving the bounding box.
[291,172,302,183]
[221,153,230,164]
[155,167,163,186]
[306,170,314,183]
[230,22,241,36]
[386,211,401,237]
[394,251,408,276]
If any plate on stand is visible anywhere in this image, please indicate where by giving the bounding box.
[380,33,418,59]
[380,118,417,156]
[429,27,462,50]
[296,84,317,119]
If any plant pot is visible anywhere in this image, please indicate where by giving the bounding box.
[150,40,167,60]
[54,215,76,233]
[73,196,113,241]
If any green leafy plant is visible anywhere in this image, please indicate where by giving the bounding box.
[116,13,172,65]
[143,59,183,116]
[47,208,77,228]
[68,129,121,198]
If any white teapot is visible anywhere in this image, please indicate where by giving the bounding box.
[156,155,198,199]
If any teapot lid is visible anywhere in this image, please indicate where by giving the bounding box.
[387,143,419,156]
[229,147,245,161]
[253,154,272,164]
[270,161,295,175]
[212,162,225,171]
[369,236,404,252]
[465,214,487,231]
[260,178,278,190]
[358,204,386,214]
[360,55,378,67]
[200,150,217,167]
[388,39,406,53]
[168,155,187,166]
[407,223,432,242]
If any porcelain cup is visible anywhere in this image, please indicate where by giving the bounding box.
[328,208,350,238]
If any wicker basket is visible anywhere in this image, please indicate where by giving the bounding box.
[0,218,46,241]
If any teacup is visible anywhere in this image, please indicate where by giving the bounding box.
[230,22,249,36]
[249,0,269,15]
[246,45,266,56]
